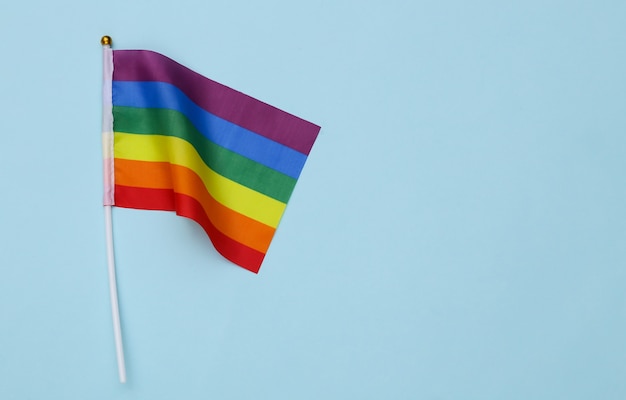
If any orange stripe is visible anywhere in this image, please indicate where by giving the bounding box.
[114,158,276,253]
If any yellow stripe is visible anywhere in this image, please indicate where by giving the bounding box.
[113,132,285,228]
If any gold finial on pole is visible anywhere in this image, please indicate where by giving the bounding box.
[101,36,112,46]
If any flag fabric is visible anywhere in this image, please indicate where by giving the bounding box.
[102,49,320,273]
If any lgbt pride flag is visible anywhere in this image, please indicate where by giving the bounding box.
[102,49,320,273]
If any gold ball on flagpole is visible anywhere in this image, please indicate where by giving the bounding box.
[101,36,112,46]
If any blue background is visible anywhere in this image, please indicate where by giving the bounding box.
[1,1,625,398]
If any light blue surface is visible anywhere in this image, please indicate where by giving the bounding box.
[1,0,625,399]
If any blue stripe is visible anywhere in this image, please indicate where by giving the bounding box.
[112,81,307,179]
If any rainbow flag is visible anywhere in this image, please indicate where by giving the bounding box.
[102,49,320,273]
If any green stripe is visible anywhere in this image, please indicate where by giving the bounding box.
[113,106,297,203]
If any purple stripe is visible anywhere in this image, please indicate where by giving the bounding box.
[112,50,320,155]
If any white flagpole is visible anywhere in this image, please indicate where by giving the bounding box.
[101,35,127,383]
[104,205,126,383]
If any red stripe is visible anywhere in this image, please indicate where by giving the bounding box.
[115,185,264,273]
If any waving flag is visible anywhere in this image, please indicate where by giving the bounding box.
[102,49,320,273]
